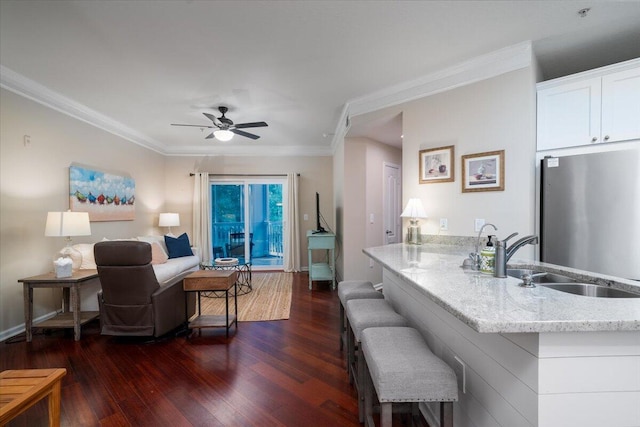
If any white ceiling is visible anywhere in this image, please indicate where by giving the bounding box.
[1,1,639,156]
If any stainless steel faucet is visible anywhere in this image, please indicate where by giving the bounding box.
[494,233,539,278]
[469,223,498,270]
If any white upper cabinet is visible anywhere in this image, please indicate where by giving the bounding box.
[537,59,640,151]
[601,67,640,144]
[537,78,601,150]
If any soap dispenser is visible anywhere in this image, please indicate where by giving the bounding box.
[480,235,496,274]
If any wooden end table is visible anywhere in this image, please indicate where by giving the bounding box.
[0,368,67,427]
[183,270,238,338]
[19,270,100,342]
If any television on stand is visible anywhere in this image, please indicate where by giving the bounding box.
[313,192,327,234]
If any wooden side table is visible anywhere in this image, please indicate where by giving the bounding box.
[0,368,67,427]
[19,270,100,342]
[183,270,238,338]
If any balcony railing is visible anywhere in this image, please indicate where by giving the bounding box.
[212,221,283,260]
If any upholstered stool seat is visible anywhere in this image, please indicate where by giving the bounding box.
[361,327,458,427]
[337,280,382,351]
[345,299,407,422]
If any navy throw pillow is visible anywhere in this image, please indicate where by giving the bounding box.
[165,233,193,259]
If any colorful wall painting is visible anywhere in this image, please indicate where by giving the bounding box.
[69,165,135,221]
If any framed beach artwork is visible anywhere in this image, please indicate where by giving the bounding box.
[461,150,505,193]
[419,145,455,184]
[69,165,135,221]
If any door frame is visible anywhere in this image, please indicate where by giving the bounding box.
[210,178,287,270]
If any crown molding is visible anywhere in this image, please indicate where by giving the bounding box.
[1,65,334,157]
[163,144,333,157]
[330,41,533,153]
[1,65,167,155]
[4,41,533,159]
[349,41,533,117]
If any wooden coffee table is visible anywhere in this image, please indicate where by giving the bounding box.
[183,270,238,338]
[0,368,67,427]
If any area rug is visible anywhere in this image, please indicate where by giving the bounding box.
[199,272,292,321]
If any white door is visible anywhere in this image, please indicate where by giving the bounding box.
[383,163,401,244]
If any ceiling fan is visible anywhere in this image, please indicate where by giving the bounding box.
[171,106,268,141]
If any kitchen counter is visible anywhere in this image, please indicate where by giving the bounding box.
[363,243,640,427]
[364,243,640,333]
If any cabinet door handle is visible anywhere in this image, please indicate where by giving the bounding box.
[591,137,598,142]
[604,135,610,141]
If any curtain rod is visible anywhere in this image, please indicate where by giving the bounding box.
[190,173,299,177]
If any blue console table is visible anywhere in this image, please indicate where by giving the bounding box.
[307,230,336,290]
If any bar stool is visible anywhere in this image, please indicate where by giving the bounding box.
[337,280,383,351]
[346,298,408,422]
[361,327,458,427]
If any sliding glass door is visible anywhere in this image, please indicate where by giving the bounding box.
[211,179,285,269]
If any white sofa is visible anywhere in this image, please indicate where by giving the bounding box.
[73,236,200,311]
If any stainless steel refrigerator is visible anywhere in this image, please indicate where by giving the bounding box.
[540,148,640,281]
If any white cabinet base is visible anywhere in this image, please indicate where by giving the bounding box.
[382,269,640,427]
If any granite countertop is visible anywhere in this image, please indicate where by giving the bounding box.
[363,243,640,333]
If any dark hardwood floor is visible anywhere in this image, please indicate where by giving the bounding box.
[1,273,363,427]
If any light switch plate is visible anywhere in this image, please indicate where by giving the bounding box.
[439,218,448,230]
[474,218,485,232]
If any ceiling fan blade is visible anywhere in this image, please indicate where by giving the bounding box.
[202,112,219,123]
[171,123,214,128]
[231,129,260,140]
[205,132,215,139]
[233,121,268,129]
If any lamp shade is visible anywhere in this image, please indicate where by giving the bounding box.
[159,213,180,227]
[400,198,427,219]
[213,129,234,141]
[45,211,91,237]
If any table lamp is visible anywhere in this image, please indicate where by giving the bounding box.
[400,198,427,245]
[45,211,92,270]
[159,213,180,236]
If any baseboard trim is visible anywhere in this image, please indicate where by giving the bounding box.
[0,310,60,343]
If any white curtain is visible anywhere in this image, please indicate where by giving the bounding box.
[192,173,212,263]
[284,173,301,272]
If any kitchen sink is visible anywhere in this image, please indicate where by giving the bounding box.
[539,283,640,298]
[506,269,640,298]
[506,269,576,284]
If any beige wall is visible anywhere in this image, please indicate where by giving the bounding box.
[343,139,367,281]
[342,137,402,284]
[339,65,537,288]
[401,67,537,252]
[0,89,167,338]
[162,155,334,268]
[0,88,334,338]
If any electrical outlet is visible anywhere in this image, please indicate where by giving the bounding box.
[474,218,485,232]
[439,218,448,230]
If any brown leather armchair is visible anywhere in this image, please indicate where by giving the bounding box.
[94,241,195,337]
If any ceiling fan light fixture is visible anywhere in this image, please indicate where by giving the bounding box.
[213,129,234,141]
